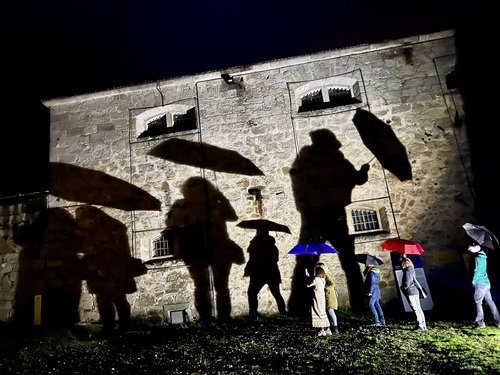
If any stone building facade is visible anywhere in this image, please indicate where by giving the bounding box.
[0,29,475,325]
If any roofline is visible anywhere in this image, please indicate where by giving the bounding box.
[42,29,455,108]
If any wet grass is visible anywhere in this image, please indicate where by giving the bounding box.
[1,311,499,374]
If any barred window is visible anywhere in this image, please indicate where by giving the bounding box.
[345,204,390,236]
[137,107,197,139]
[298,84,361,112]
[153,231,175,257]
[351,209,380,232]
[293,73,364,114]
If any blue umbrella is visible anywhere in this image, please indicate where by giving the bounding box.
[288,242,338,255]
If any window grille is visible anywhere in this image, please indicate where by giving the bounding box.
[137,107,197,139]
[351,209,380,232]
[153,232,174,257]
[298,85,361,113]
[345,204,389,236]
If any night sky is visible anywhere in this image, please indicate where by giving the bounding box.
[3,1,476,198]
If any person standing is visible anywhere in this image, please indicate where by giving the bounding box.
[307,266,332,336]
[400,256,427,332]
[467,243,500,329]
[363,264,386,326]
[316,262,339,333]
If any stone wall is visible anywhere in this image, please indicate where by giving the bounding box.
[0,30,476,325]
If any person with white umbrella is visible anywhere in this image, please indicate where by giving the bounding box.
[467,242,500,329]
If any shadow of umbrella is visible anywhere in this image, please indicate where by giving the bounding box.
[236,219,291,234]
[50,162,161,211]
[147,138,264,176]
[352,108,412,181]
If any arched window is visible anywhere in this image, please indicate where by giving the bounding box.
[134,101,198,140]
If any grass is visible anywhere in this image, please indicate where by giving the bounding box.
[1,311,499,374]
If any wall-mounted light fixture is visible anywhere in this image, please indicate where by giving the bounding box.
[221,73,234,84]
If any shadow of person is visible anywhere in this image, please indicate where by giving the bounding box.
[288,128,370,316]
[75,206,146,332]
[244,228,287,316]
[12,208,86,327]
[166,177,245,321]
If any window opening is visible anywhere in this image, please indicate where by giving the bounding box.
[298,84,361,113]
[153,231,174,257]
[352,209,380,232]
[137,107,197,139]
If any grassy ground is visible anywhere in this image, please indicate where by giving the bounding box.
[1,308,499,375]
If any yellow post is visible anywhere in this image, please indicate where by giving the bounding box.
[34,295,42,326]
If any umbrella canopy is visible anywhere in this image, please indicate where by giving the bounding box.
[147,138,264,176]
[288,242,338,255]
[380,238,424,255]
[355,253,384,266]
[49,162,161,211]
[352,108,412,181]
[236,219,291,234]
[462,223,499,250]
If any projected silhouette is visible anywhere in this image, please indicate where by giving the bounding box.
[166,177,245,321]
[12,208,85,326]
[289,128,370,315]
[244,228,287,316]
[75,206,146,332]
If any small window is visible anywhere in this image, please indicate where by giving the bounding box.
[298,83,361,113]
[135,104,197,139]
[351,209,380,232]
[153,231,175,257]
[345,204,390,236]
[291,73,365,115]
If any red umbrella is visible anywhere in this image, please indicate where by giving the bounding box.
[380,238,424,255]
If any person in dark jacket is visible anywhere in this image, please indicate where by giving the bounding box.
[467,243,500,329]
[363,265,385,326]
[400,256,427,331]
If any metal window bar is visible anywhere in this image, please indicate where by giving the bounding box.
[172,113,186,127]
[153,233,174,257]
[302,89,323,105]
[352,209,380,232]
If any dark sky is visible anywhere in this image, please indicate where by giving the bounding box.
[3,1,475,198]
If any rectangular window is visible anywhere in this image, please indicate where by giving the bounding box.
[153,231,175,257]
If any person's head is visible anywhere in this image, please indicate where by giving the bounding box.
[316,261,329,273]
[468,243,481,253]
[400,256,413,269]
[314,266,326,278]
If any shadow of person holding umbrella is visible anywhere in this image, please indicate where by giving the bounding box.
[75,206,147,332]
[244,227,287,317]
[12,207,86,327]
[166,177,245,321]
[289,128,370,315]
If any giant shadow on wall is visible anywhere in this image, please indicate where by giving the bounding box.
[288,129,371,316]
[12,208,86,326]
[165,177,245,321]
[75,206,147,332]
[147,139,264,176]
[50,162,161,211]
[352,108,412,181]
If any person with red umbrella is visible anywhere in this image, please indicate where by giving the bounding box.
[400,256,427,332]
